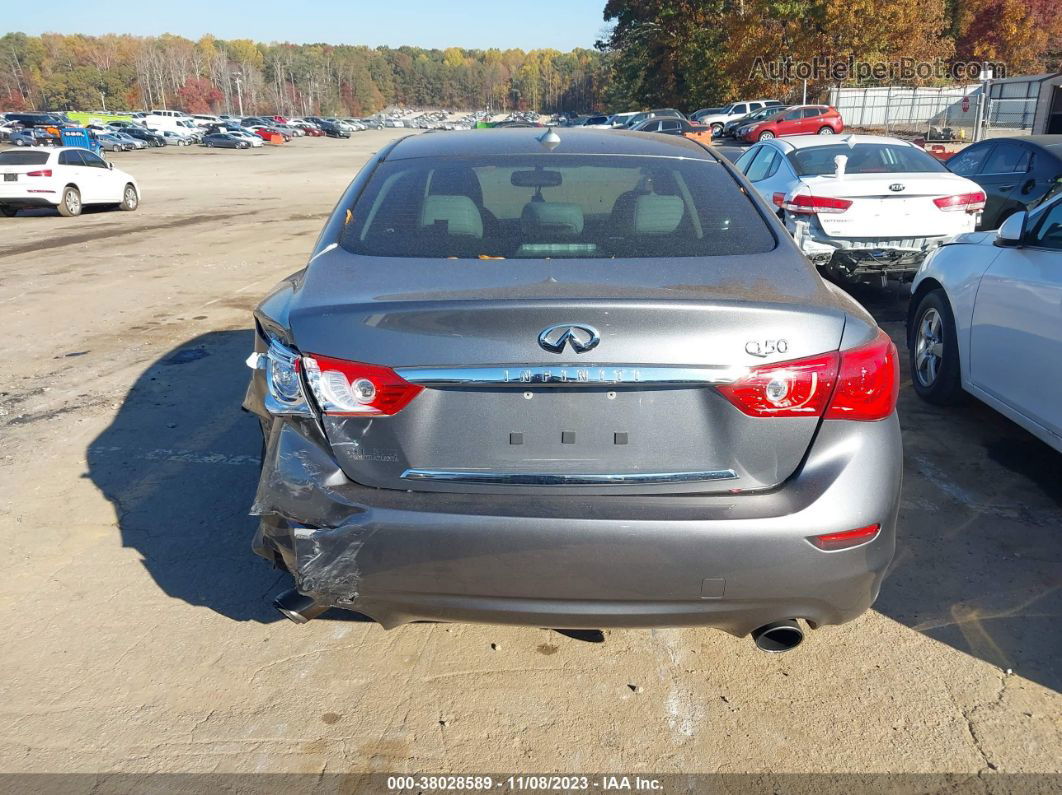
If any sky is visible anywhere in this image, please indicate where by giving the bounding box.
[7,0,609,51]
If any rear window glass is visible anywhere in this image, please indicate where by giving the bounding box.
[339,155,775,259]
[788,144,947,176]
[0,151,50,166]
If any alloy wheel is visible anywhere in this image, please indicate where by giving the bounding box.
[914,308,944,387]
[65,190,80,215]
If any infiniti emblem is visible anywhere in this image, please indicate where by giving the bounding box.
[889,183,905,192]
[538,323,600,354]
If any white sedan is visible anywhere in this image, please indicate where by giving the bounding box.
[229,128,264,147]
[907,194,1062,452]
[734,134,985,283]
[0,146,140,217]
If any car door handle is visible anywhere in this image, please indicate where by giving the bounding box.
[998,185,1014,192]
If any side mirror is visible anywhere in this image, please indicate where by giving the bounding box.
[995,211,1026,246]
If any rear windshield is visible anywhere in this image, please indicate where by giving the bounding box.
[339,155,775,259]
[0,151,50,166]
[788,144,947,176]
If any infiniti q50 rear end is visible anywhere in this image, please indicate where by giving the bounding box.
[244,129,901,647]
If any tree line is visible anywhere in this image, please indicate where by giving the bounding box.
[0,33,603,116]
[599,0,1062,111]
[2,1,1059,116]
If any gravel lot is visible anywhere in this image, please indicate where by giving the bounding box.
[0,133,1059,786]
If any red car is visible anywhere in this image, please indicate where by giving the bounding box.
[740,105,844,142]
[301,126,326,137]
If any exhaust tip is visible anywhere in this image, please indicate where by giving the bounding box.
[751,619,804,653]
[273,588,328,624]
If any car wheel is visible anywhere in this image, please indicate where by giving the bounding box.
[14,139,25,146]
[57,186,82,217]
[818,126,835,135]
[206,142,213,147]
[119,184,139,211]
[0,205,17,217]
[710,123,723,136]
[757,130,775,140]
[909,289,963,405]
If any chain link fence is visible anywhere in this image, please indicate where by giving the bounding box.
[827,84,1040,141]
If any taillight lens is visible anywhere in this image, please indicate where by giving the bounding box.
[303,354,422,416]
[717,352,839,417]
[718,329,898,421]
[772,192,786,207]
[933,191,986,212]
[824,330,899,421]
[782,194,852,214]
[26,169,52,177]
[809,524,881,551]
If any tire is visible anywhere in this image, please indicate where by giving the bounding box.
[119,183,139,211]
[710,123,723,136]
[57,186,82,217]
[909,289,963,405]
[206,142,213,147]
[757,130,775,140]
[818,126,835,135]
[0,205,17,217]
[14,139,25,146]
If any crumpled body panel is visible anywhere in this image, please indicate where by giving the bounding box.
[247,404,901,633]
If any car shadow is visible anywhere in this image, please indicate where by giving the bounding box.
[843,279,1061,693]
[87,330,287,623]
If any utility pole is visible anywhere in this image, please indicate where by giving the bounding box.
[100,91,107,112]
[974,62,993,142]
[234,73,244,117]
[802,79,807,105]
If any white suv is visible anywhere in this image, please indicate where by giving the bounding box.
[697,100,782,137]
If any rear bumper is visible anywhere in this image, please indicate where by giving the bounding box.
[0,191,58,208]
[789,217,968,277]
[249,409,902,635]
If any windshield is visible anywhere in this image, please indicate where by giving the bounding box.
[339,154,775,259]
[0,151,50,165]
[788,144,948,176]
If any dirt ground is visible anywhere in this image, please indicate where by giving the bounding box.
[0,132,1059,788]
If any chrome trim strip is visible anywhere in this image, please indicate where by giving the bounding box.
[394,365,745,387]
[400,468,739,486]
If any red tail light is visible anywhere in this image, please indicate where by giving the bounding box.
[823,330,899,421]
[302,354,422,416]
[809,524,880,551]
[26,169,52,177]
[933,191,986,212]
[718,329,898,421]
[772,192,786,207]
[782,194,852,214]
[717,352,839,417]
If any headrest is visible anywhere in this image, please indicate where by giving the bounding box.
[521,202,584,237]
[632,194,684,235]
[428,167,484,205]
[418,195,483,238]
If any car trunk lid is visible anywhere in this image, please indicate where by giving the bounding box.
[796,173,976,237]
[287,250,847,495]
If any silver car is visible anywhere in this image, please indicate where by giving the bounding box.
[245,129,902,652]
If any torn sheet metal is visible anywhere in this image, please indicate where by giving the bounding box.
[252,418,376,605]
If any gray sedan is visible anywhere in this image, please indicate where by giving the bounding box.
[245,129,902,652]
